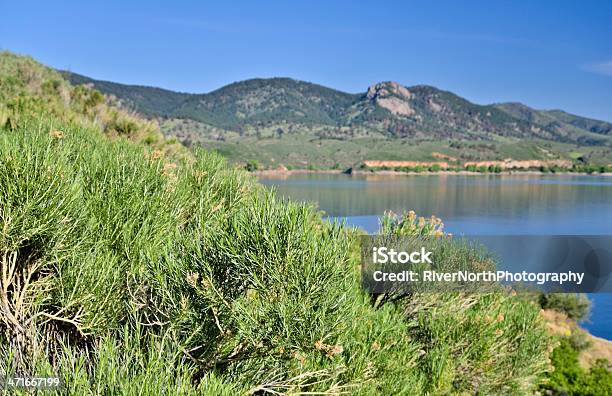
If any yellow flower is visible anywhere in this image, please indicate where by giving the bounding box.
[326,345,344,357]
[50,130,64,139]
[186,272,199,287]
[293,351,306,364]
[163,162,178,177]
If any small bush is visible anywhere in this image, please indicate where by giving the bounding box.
[568,328,592,352]
[244,159,260,171]
[539,293,591,321]
[377,211,552,394]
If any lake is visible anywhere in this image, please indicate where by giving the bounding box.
[259,173,612,339]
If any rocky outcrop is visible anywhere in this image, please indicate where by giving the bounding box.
[364,160,449,169]
[364,158,573,171]
[366,82,415,116]
[431,152,458,162]
[463,159,572,169]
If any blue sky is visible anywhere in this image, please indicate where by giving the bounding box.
[2,1,612,121]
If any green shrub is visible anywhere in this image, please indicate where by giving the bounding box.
[541,338,612,395]
[0,122,418,393]
[539,293,591,321]
[568,328,592,352]
[376,211,553,394]
[244,159,260,171]
[0,51,172,152]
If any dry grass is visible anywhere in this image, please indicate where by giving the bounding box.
[541,308,612,369]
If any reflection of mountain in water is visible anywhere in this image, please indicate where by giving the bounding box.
[260,174,611,234]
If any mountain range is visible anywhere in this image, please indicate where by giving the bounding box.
[63,71,612,168]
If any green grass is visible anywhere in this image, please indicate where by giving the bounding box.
[194,133,612,170]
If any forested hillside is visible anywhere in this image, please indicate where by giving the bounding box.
[63,71,612,169]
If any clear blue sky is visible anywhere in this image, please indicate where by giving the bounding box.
[2,1,612,121]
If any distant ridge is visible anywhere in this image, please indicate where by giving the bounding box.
[63,71,612,147]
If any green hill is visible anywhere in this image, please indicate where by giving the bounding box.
[63,71,612,142]
[174,77,359,128]
[66,71,192,117]
[62,71,612,169]
[494,102,612,145]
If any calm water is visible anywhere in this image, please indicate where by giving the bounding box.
[259,173,612,339]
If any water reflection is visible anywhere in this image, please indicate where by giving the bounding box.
[259,174,612,235]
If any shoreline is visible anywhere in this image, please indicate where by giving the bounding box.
[253,169,612,177]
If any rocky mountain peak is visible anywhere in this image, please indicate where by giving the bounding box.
[366,81,414,116]
[366,81,412,100]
